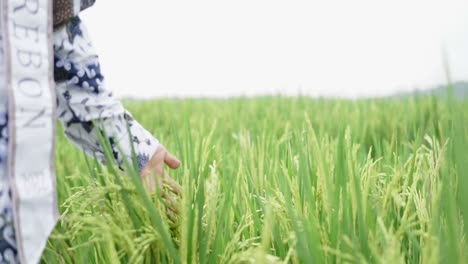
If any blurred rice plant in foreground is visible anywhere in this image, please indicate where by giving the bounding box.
[43,94,467,263]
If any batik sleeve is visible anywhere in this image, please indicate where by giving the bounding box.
[53,17,159,172]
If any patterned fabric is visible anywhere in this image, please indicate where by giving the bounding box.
[53,0,96,28]
[0,104,17,264]
[0,20,17,263]
[54,17,159,171]
[0,17,159,262]
[80,0,96,10]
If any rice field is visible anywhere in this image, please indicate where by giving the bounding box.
[42,93,468,263]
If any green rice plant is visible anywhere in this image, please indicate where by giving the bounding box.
[42,93,468,263]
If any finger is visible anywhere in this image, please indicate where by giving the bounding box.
[141,171,156,193]
[164,170,183,196]
[141,166,164,194]
[164,152,181,169]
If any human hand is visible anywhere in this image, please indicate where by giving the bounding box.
[140,144,182,214]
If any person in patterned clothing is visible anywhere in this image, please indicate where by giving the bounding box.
[0,1,181,262]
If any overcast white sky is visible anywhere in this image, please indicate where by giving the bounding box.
[81,0,468,98]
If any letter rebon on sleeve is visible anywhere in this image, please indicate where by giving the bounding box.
[1,0,58,263]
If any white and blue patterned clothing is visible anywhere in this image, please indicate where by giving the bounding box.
[0,17,159,263]
[54,17,159,171]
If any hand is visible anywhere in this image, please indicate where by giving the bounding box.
[140,144,182,213]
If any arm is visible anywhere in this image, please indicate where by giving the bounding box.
[53,17,181,194]
[54,17,157,172]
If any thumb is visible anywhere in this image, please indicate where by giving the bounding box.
[164,152,181,169]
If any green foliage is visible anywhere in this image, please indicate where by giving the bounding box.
[42,96,468,263]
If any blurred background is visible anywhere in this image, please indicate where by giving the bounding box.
[81,0,468,99]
